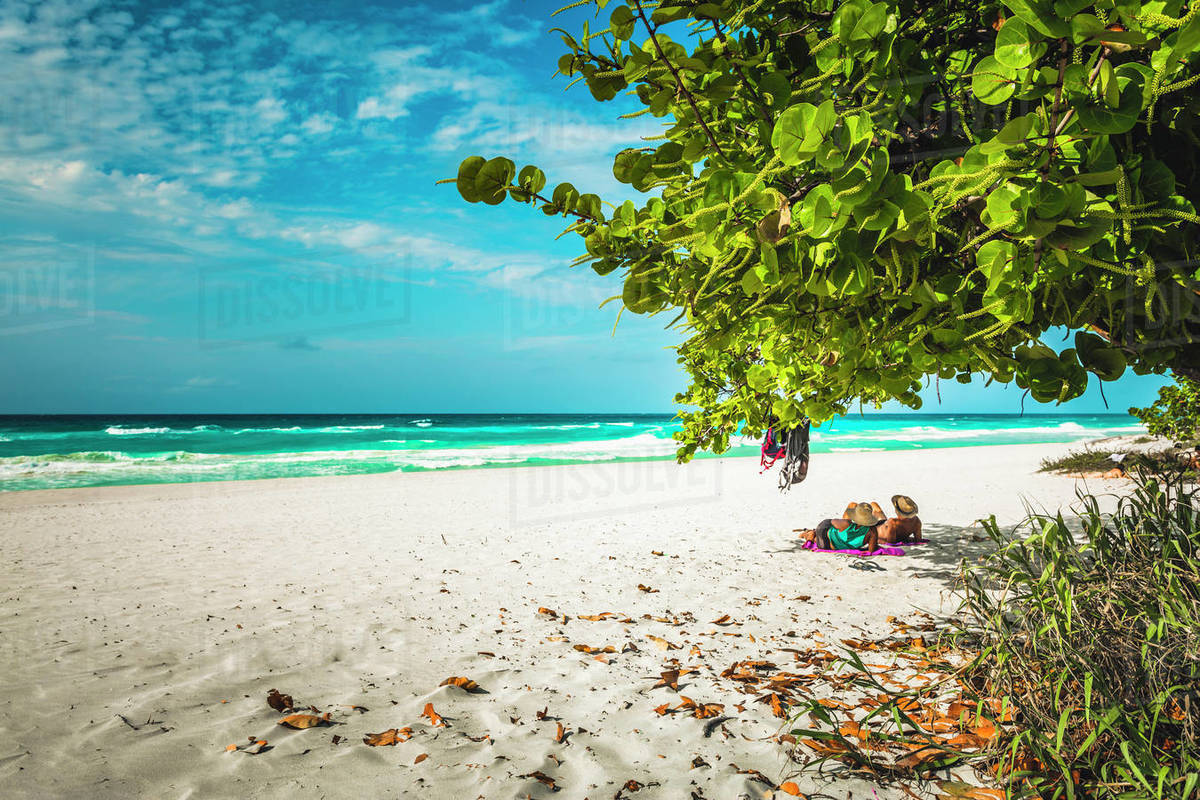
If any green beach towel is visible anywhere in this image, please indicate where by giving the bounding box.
[827,522,870,550]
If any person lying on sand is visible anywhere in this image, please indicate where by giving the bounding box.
[797,502,882,552]
[878,494,922,544]
[840,495,922,544]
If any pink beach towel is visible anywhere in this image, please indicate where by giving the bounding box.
[800,539,927,557]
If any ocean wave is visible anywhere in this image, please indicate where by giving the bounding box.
[811,421,1142,443]
[532,423,602,430]
[105,426,172,436]
[0,432,682,481]
[410,419,433,428]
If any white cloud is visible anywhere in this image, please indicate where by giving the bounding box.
[0,0,645,309]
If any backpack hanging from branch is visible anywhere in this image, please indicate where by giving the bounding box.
[759,420,811,491]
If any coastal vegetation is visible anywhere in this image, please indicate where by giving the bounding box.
[448,0,1200,459]
[1131,376,1200,442]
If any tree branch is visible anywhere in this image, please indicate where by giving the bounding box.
[632,0,727,160]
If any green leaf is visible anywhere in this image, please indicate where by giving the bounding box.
[475,157,515,205]
[746,364,774,391]
[612,149,642,184]
[995,19,1038,69]
[772,103,819,165]
[1002,0,1069,38]
[972,55,1017,105]
[1075,331,1126,380]
[609,5,635,39]
[456,156,487,203]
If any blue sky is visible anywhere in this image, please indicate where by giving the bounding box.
[0,0,1169,414]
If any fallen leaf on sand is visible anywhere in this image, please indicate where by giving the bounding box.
[537,607,558,618]
[711,615,732,626]
[414,753,428,764]
[277,713,330,729]
[363,727,412,746]
[637,584,659,593]
[651,551,664,556]
[440,676,485,693]
[653,669,680,690]
[690,702,724,719]
[755,693,788,718]
[577,612,617,621]
[225,743,237,752]
[477,651,495,657]
[779,781,805,796]
[936,782,1004,800]
[573,644,616,654]
[802,739,852,757]
[536,706,549,720]
[520,771,558,789]
[972,719,998,740]
[894,746,945,770]
[266,689,294,712]
[422,702,447,728]
[734,766,773,785]
[945,732,987,749]
[691,756,709,769]
[555,722,566,743]
[839,721,866,740]
[624,780,644,792]
[654,703,673,716]
[646,635,680,651]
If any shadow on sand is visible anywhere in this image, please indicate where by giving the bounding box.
[771,520,1051,583]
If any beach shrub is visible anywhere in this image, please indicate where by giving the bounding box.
[448,0,1200,458]
[1038,447,1193,474]
[1130,376,1200,442]
[1038,447,1121,473]
[957,471,1200,799]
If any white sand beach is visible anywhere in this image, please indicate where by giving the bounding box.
[0,443,1119,799]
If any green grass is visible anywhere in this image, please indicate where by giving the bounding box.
[1039,448,1120,474]
[1040,446,1194,477]
[959,469,1200,799]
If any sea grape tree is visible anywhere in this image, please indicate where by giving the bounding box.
[449,0,1200,458]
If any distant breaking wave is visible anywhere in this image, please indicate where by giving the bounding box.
[0,413,1146,492]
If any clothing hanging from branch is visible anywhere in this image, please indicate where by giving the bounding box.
[759,420,811,491]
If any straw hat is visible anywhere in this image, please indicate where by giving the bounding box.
[847,502,880,527]
[891,494,919,518]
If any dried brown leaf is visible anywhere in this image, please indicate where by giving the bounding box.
[521,770,558,790]
[421,702,446,728]
[440,676,484,693]
[266,688,294,712]
[277,713,329,729]
[363,727,412,746]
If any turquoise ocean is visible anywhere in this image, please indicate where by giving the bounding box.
[0,413,1144,492]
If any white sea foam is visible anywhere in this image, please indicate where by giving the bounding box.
[105,426,172,435]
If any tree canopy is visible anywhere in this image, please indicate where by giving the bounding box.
[449,0,1200,458]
